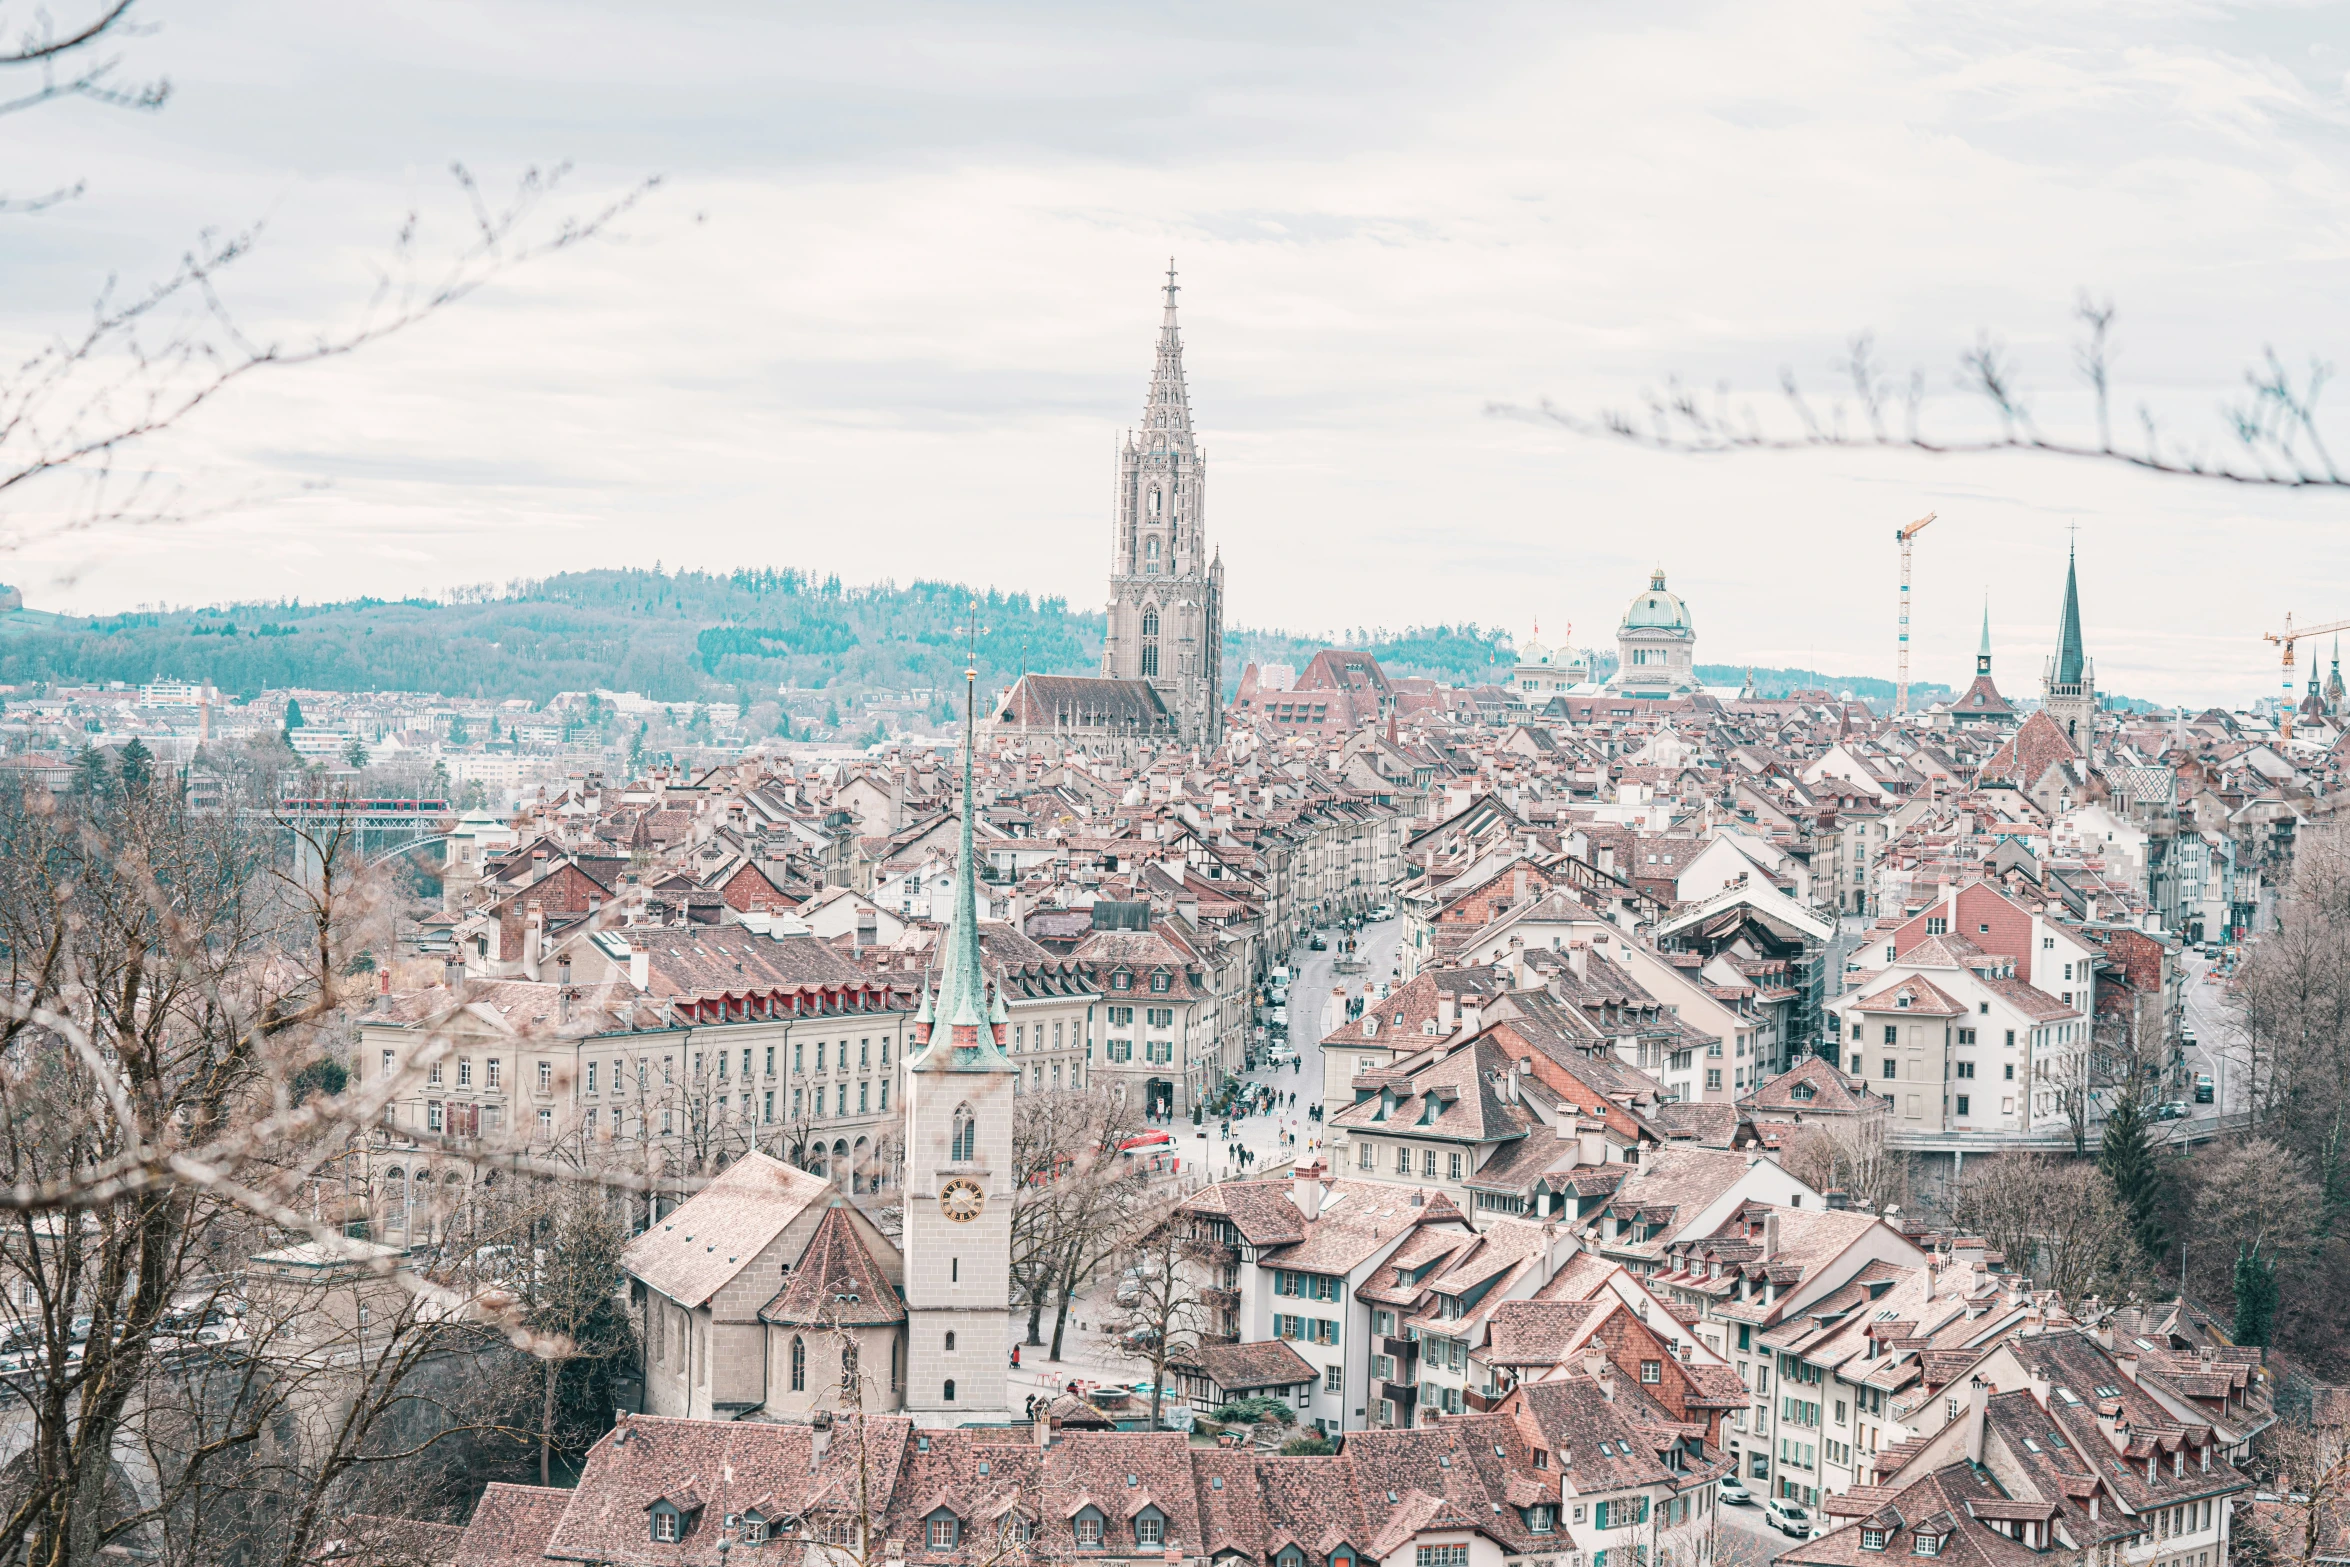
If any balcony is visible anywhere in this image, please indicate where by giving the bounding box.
[1379,1381,1418,1422]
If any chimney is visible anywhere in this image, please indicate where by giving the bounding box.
[1964,1377,1990,1462]
[1825,1188,1851,1211]
[1567,943,1589,982]
[374,966,391,1012]
[629,943,650,992]
[1436,990,1457,1033]
[1763,1210,1781,1260]
[442,959,465,992]
[1512,867,1528,905]
[557,955,572,989]
[1034,1404,1053,1447]
[1293,1158,1326,1222]
[810,1411,832,1470]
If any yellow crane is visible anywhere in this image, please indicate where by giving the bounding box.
[1895,511,1937,717]
[2264,612,2350,741]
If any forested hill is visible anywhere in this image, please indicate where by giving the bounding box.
[0,570,1516,704]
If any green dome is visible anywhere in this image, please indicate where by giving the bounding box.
[1622,569,1691,633]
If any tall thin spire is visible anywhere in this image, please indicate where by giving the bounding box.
[2054,542,2086,688]
[1144,257,1194,440]
[922,624,1006,1053]
[1978,594,1993,676]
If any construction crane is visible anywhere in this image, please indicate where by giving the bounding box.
[2263,612,2350,741]
[1894,511,1937,717]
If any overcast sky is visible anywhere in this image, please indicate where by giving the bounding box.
[9,0,2350,706]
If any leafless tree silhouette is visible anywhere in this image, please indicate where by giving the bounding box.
[1493,294,2350,490]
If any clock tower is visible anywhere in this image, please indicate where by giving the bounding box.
[901,660,1017,1425]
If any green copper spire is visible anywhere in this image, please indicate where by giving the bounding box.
[917,645,1009,1063]
[2054,543,2086,688]
[935,668,990,1030]
[1978,594,1992,676]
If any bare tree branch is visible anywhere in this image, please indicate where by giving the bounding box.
[1491,298,2350,490]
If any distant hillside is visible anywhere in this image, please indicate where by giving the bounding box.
[0,570,1098,706]
[0,570,1967,710]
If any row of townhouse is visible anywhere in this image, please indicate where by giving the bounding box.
[428,1385,1727,1567]
[1174,1160,1750,1439]
[1784,1325,2260,1567]
[354,921,1105,1221]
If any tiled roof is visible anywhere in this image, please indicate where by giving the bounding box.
[620,1153,836,1309]
[759,1201,904,1327]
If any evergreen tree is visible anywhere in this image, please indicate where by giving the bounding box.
[2097,1098,2165,1261]
[70,743,108,799]
[115,737,153,794]
[2233,1245,2278,1345]
[457,780,487,811]
[429,759,452,800]
[283,698,306,729]
[824,700,840,729]
[342,736,370,769]
[446,716,469,747]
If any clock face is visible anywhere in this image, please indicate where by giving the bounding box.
[939,1178,985,1224]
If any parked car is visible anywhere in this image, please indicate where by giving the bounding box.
[2195,1074,2215,1104]
[1717,1478,1754,1506]
[2154,1100,2190,1121]
[1765,1500,1813,1537]
[1371,904,1397,922]
[1309,935,1327,951]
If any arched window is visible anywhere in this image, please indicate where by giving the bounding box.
[945,1331,956,1352]
[943,1378,956,1402]
[841,1340,859,1395]
[1144,537,1161,573]
[950,1104,975,1163]
[1142,609,1160,638]
[891,1336,900,1390]
[790,1335,806,1392]
[832,1138,850,1184]
[1141,643,1159,677]
[1149,488,1163,517]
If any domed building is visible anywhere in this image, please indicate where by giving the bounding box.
[1602,568,1702,699]
[1506,621,1591,699]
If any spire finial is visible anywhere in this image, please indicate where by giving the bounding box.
[1164,257,1179,310]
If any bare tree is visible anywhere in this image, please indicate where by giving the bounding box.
[1494,299,2350,490]
[1779,1116,1908,1215]
[1947,1154,2136,1299]
[2245,1407,2350,1567]
[1100,1208,1216,1433]
[2,2,654,555]
[1009,1088,1150,1353]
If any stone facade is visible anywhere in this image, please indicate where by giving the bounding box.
[1102,265,1224,746]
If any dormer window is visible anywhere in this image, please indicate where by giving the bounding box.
[1075,1513,1103,1546]
[1860,1530,1887,1552]
[1114,972,1132,991]
[1151,973,1170,993]
[1914,1534,1943,1556]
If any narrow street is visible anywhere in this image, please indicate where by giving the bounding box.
[1195,916,1405,1182]
[2177,949,2245,1115]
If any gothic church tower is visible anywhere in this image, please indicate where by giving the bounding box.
[900,665,1016,1425]
[2041,542,2097,764]
[1102,263,1224,745]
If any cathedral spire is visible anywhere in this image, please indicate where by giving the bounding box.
[1144,257,1194,439]
[2054,541,2086,688]
[1978,593,1993,676]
